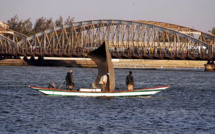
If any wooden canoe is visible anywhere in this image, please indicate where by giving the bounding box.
[29,85,170,97]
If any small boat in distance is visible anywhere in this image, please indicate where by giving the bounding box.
[29,41,170,97]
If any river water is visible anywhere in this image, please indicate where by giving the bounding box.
[0,66,215,134]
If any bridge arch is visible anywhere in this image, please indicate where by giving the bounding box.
[137,20,215,50]
[19,20,211,47]
[16,20,213,58]
[0,20,212,60]
[138,20,215,39]
[0,27,27,55]
[0,28,27,42]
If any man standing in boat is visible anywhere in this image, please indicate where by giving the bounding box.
[65,69,74,90]
[99,73,109,91]
[126,71,134,90]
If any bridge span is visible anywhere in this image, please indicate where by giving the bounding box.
[0,19,215,70]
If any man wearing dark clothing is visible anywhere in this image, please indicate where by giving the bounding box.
[126,71,134,90]
[65,70,74,90]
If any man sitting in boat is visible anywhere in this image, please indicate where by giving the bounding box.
[65,69,74,90]
[126,71,134,90]
[99,73,109,91]
[48,82,56,89]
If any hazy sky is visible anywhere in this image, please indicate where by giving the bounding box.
[0,0,214,33]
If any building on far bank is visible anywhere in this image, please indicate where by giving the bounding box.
[0,21,9,29]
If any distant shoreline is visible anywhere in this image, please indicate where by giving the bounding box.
[0,58,207,70]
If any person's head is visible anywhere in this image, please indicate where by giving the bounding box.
[129,71,132,74]
[107,73,110,76]
[69,70,73,73]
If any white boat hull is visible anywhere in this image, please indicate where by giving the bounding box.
[29,86,170,97]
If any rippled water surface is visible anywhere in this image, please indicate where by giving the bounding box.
[0,66,215,133]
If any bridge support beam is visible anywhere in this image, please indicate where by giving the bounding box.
[205,60,215,72]
[23,56,28,61]
[30,56,35,61]
[38,56,44,61]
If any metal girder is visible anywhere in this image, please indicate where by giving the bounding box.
[139,20,215,39]
[0,35,17,45]
[0,28,27,39]
[18,19,211,48]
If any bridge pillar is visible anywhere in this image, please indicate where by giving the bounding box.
[38,56,44,61]
[30,56,35,61]
[23,56,28,61]
[205,60,215,72]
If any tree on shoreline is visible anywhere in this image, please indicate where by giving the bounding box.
[33,17,46,34]
[7,15,33,36]
[55,16,63,27]
[6,15,75,36]
[64,16,74,25]
[7,15,19,31]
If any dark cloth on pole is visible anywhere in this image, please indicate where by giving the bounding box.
[126,74,134,85]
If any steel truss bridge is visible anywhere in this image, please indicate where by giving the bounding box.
[0,20,215,61]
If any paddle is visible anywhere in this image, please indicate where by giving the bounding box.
[58,81,66,89]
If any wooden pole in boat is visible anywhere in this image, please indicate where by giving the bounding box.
[82,53,101,82]
[58,81,66,89]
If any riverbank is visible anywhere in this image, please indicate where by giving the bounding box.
[0,58,207,69]
[0,59,27,66]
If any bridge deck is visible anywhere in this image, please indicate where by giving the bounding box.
[1,50,214,61]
